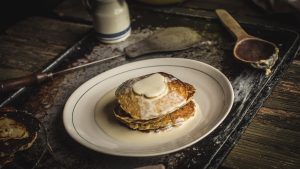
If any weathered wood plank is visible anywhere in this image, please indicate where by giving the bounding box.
[54,0,262,22]
[182,0,265,17]
[223,119,300,169]
[0,16,91,75]
[4,17,91,47]
[54,0,91,22]
[263,60,300,112]
[222,59,300,169]
[51,1,300,169]
[1,0,299,169]
[9,13,298,168]
[0,35,60,72]
[255,107,300,131]
[54,0,262,23]
[0,67,31,81]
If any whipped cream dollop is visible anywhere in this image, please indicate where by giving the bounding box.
[132,73,187,120]
[132,73,168,98]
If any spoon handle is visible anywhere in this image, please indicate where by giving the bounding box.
[0,73,51,93]
[215,9,249,40]
[0,54,124,93]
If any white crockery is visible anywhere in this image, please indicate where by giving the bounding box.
[63,58,234,156]
[82,0,131,43]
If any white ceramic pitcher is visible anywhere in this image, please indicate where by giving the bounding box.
[82,0,131,43]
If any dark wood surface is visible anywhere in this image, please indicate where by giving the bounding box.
[0,0,299,169]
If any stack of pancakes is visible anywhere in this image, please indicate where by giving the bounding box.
[114,72,197,132]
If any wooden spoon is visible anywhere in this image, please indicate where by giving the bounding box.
[215,9,279,75]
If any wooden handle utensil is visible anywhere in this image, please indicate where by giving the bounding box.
[215,9,279,75]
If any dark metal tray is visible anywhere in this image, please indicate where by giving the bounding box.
[3,9,300,169]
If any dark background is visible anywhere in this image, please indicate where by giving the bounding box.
[0,0,299,32]
[0,0,62,31]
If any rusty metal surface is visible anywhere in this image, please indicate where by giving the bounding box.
[3,9,300,169]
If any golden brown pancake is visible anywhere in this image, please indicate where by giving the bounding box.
[114,100,197,131]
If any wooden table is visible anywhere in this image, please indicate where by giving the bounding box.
[1,0,299,168]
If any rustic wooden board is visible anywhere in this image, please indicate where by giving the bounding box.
[0,67,31,81]
[0,17,91,78]
[181,0,265,16]
[2,8,298,169]
[223,116,300,169]
[51,2,300,169]
[53,0,299,30]
[1,0,299,169]
[0,16,91,104]
[263,60,300,112]
[54,0,91,22]
[55,0,263,21]
[222,59,300,169]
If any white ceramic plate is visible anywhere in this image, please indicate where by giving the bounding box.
[63,58,234,157]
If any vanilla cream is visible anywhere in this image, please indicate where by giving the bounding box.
[132,73,188,120]
[137,91,187,120]
[133,73,167,98]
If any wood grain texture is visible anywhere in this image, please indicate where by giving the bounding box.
[54,0,257,23]
[0,67,31,81]
[181,0,265,17]
[4,17,91,47]
[53,0,298,36]
[0,16,91,104]
[0,0,299,168]
[222,115,300,169]
[54,0,91,22]
[0,17,91,78]
[222,57,300,169]
[51,1,300,169]
[263,60,300,112]
[3,12,296,169]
